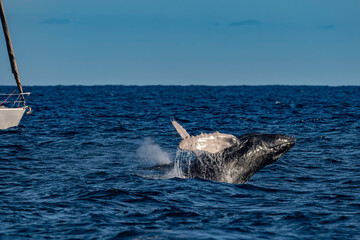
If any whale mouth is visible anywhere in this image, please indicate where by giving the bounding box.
[269,136,296,160]
[270,137,296,149]
[265,135,296,149]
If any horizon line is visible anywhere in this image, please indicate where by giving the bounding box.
[0,84,359,87]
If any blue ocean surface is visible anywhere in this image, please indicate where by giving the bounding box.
[0,85,359,239]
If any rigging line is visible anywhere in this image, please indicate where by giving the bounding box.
[0,89,16,106]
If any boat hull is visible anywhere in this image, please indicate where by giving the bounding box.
[0,107,26,129]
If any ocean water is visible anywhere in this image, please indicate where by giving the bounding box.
[0,85,359,239]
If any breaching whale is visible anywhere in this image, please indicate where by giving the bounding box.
[172,121,296,184]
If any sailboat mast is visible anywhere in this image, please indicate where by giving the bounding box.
[0,0,25,103]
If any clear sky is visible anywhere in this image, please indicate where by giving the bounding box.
[0,0,359,86]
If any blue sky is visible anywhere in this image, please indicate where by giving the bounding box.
[0,0,359,86]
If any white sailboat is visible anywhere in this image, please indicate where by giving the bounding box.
[0,0,30,130]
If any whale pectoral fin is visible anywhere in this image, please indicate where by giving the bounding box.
[171,120,190,139]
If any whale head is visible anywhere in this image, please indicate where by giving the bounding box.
[224,133,296,183]
[237,133,296,163]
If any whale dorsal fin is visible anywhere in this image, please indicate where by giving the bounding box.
[172,120,190,139]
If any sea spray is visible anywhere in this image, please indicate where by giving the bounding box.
[171,149,196,178]
[136,138,195,179]
[163,149,195,179]
[171,149,234,182]
[136,138,226,180]
[136,138,172,166]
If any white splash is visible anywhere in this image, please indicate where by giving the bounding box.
[136,138,172,166]
[163,149,192,179]
[136,138,208,180]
